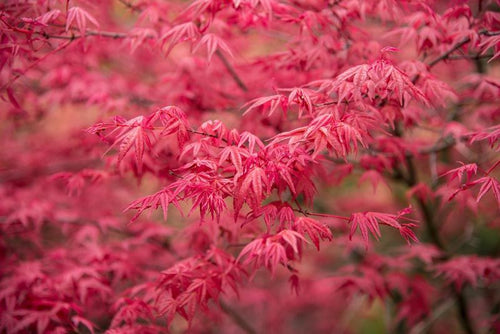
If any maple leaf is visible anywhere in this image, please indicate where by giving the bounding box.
[420,75,458,107]
[468,125,500,151]
[441,162,478,184]
[218,145,249,175]
[293,217,333,250]
[189,181,229,222]
[238,131,265,153]
[234,167,270,218]
[66,7,99,36]
[149,106,190,147]
[179,0,221,21]
[435,256,500,290]
[238,236,287,275]
[110,299,154,329]
[242,94,288,117]
[277,229,307,255]
[272,113,367,159]
[324,56,428,106]
[470,176,500,206]
[127,28,158,53]
[349,208,417,247]
[125,189,181,222]
[286,87,315,118]
[193,33,233,62]
[359,170,389,193]
[480,34,500,62]
[160,22,200,56]
[106,116,154,173]
[32,10,61,26]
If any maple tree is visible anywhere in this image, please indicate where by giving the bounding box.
[1,0,500,333]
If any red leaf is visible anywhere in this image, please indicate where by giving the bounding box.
[66,7,99,36]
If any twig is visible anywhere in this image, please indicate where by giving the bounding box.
[389,121,476,334]
[428,37,473,68]
[428,30,500,68]
[116,1,250,93]
[216,50,248,92]
[0,158,101,184]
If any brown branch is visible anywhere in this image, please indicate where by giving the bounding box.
[0,39,73,92]
[391,127,476,334]
[117,0,143,12]
[428,37,473,68]
[216,50,248,92]
[116,1,249,93]
[427,30,499,68]
[0,158,101,184]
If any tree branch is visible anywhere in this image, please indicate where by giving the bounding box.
[389,121,476,334]
[216,50,248,92]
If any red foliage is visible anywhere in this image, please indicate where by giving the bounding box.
[1,0,499,333]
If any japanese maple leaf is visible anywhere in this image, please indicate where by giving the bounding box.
[125,189,181,222]
[66,7,99,36]
[149,106,190,147]
[286,87,315,118]
[470,176,500,206]
[293,217,333,250]
[192,33,233,62]
[242,94,288,117]
[480,34,500,62]
[468,125,500,151]
[234,167,270,219]
[349,208,417,247]
[435,256,500,290]
[127,28,158,53]
[218,145,249,175]
[32,9,61,26]
[160,22,199,56]
[441,162,478,184]
[238,236,287,275]
[105,116,154,173]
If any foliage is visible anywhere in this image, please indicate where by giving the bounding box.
[1,0,500,333]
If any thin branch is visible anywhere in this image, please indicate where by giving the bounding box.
[117,0,143,12]
[0,158,101,184]
[428,37,473,68]
[216,50,248,92]
[293,208,350,221]
[447,54,494,60]
[428,30,499,68]
[387,119,477,334]
[187,129,229,143]
[116,1,250,93]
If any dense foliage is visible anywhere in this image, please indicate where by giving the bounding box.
[1,0,500,333]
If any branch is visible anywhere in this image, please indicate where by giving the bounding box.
[117,0,143,12]
[391,125,476,334]
[116,1,249,93]
[216,50,248,92]
[428,37,472,68]
[428,30,500,68]
[0,158,101,184]
[0,39,73,92]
